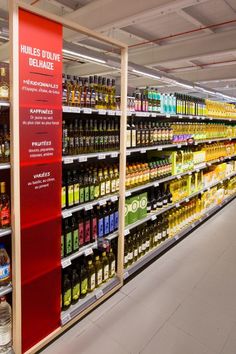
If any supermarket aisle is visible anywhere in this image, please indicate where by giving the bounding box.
[42,199,236,354]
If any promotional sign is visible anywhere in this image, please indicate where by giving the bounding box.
[19,9,62,352]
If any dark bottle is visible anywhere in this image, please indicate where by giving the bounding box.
[133,234,138,263]
[78,211,85,247]
[88,169,95,202]
[90,208,98,242]
[66,170,74,208]
[62,120,68,156]
[103,204,110,236]
[97,205,104,239]
[62,74,68,106]
[114,201,119,231]
[61,172,66,210]
[74,119,79,155]
[64,218,72,257]
[102,251,109,283]
[156,187,163,209]
[93,168,100,200]
[166,185,173,204]
[87,259,96,292]
[108,201,115,234]
[80,263,88,298]
[73,170,80,206]
[72,214,79,253]
[78,171,85,205]
[84,171,90,203]
[68,122,75,155]
[61,223,64,259]
[108,247,116,278]
[94,255,103,288]
[84,210,91,245]
[62,269,71,311]
[71,267,80,305]
[124,239,129,268]
[162,186,168,207]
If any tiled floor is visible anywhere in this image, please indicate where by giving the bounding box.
[41,199,236,354]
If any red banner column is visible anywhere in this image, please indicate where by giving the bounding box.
[18,9,62,352]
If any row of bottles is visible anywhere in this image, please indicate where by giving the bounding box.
[62,248,116,310]
[0,124,10,163]
[175,94,206,116]
[147,185,173,213]
[62,74,116,110]
[126,159,172,189]
[62,117,119,155]
[62,165,119,209]
[206,100,236,119]
[61,201,119,258]
[202,142,236,161]
[0,182,10,229]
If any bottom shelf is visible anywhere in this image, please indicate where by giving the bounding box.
[61,276,120,326]
[124,192,236,280]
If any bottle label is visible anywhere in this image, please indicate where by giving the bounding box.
[66,232,72,255]
[138,246,142,254]
[114,211,119,230]
[80,188,84,204]
[124,255,128,265]
[100,182,106,196]
[129,252,133,261]
[142,243,146,251]
[63,288,71,307]
[72,284,80,301]
[61,187,66,208]
[0,263,10,281]
[109,213,114,233]
[98,218,104,238]
[146,240,150,248]
[154,235,158,243]
[73,229,79,251]
[81,278,88,295]
[68,185,74,206]
[84,186,90,202]
[74,184,80,204]
[79,222,84,246]
[90,273,96,290]
[61,234,64,258]
[157,202,163,208]
[97,269,103,285]
[158,232,162,240]
[134,249,138,257]
[111,261,115,276]
[163,231,167,237]
[92,217,98,241]
[85,220,91,243]
[111,180,116,193]
[0,86,9,99]
[104,265,109,280]
[104,215,110,235]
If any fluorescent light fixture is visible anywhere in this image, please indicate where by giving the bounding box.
[132,69,161,80]
[62,49,106,64]
[174,82,194,89]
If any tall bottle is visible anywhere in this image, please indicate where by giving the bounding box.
[0,296,11,353]
[0,183,10,229]
[62,269,71,310]
[102,251,109,283]
[87,260,96,292]
[71,267,80,305]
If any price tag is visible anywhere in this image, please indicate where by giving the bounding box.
[175,203,180,208]
[177,175,181,180]
[116,110,121,116]
[85,204,92,211]
[62,258,71,268]
[63,211,72,219]
[64,157,74,164]
[194,142,198,145]
[196,169,200,173]
[95,289,103,299]
[185,198,189,202]
[135,112,144,117]
[189,115,193,119]
[191,223,195,228]
[127,111,133,116]
[207,162,212,166]
[208,141,212,144]
[126,191,131,197]
[84,247,93,257]
[144,112,150,117]
[141,149,146,154]
[111,152,118,158]
[166,114,171,118]
[206,213,209,217]
[126,151,131,156]
[151,215,157,221]
[229,138,232,141]
[111,195,118,202]
[61,313,71,325]
[78,156,87,163]
[124,229,130,236]
[178,115,183,118]
[175,235,179,241]
[83,108,92,114]
[124,271,129,279]
[188,172,192,176]
[98,154,106,160]
[154,182,159,187]
[107,110,115,116]
[98,109,106,115]
[151,113,156,118]
[209,118,213,121]
[71,107,80,113]
[99,199,107,206]
[228,156,231,160]
[177,144,182,148]
[157,147,163,151]
[63,106,71,113]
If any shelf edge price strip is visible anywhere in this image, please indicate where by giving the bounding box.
[95,289,103,299]
[62,258,72,269]
[61,313,71,326]
[84,247,93,257]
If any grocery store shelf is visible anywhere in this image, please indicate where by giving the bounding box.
[63,106,121,116]
[0,284,12,296]
[126,137,236,155]
[125,154,236,197]
[61,231,119,268]
[125,171,236,233]
[0,163,10,170]
[0,101,10,107]
[128,111,235,122]
[63,150,119,164]
[62,194,119,218]
[124,192,236,280]
[0,228,11,238]
[61,276,120,326]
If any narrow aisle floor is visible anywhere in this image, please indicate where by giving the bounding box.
[42,199,236,354]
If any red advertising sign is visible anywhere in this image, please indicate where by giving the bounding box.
[19,9,62,352]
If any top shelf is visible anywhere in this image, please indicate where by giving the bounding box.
[0,101,10,107]
[62,106,235,122]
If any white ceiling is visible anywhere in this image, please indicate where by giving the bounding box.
[2,0,236,96]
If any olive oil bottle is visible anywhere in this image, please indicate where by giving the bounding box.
[80,263,88,299]
[87,259,96,292]
[108,248,116,278]
[72,267,80,305]
[94,255,103,288]
[102,251,109,283]
[62,270,72,311]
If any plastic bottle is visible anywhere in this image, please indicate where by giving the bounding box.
[0,297,12,353]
